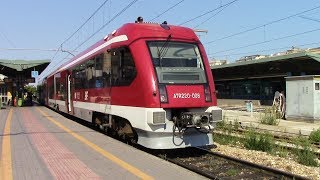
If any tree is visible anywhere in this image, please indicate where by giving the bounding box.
[24,85,37,95]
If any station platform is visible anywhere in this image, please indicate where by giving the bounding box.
[0,106,207,180]
[222,108,320,136]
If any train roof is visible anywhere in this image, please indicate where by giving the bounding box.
[49,22,200,77]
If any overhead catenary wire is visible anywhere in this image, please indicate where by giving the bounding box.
[38,0,138,82]
[205,5,320,44]
[149,0,185,22]
[39,0,109,79]
[71,0,138,52]
[40,0,111,81]
[210,28,320,54]
[0,48,76,52]
[299,15,320,23]
[0,31,16,48]
[179,0,240,26]
[60,0,110,46]
[209,41,320,58]
[193,0,239,29]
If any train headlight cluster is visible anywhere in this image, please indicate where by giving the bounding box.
[153,111,166,124]
[159,85,168,103]
[192,114,209,127]
[179,113,193,126]
[179,112,210,128]
[211,109,222,122]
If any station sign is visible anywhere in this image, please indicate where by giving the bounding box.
[31,71,39,78]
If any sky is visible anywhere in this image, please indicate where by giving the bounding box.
[1,0,320,80]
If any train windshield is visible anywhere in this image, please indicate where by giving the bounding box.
[148,41,207,84]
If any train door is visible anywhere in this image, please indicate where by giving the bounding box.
[43,79,48,105]
[67,74,74,114]
[53,75,57,107]
[102,52,112,108]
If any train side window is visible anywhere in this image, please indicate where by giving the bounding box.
[73,66,81,90]
[111,47,136,86]
[102,52,111,87]
[316,83,319,90]
[86,59,95,88]
[79,64,87,89]
[55,77,61,99]
[60,82,65,100]
[49,80,54,99]
[95,55,104,88]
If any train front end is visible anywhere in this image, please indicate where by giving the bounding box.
[131,23,222,149]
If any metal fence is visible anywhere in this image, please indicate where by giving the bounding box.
[0,86,8,109]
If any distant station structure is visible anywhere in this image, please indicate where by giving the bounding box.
[210,47,320,106]
[0,59,50,107]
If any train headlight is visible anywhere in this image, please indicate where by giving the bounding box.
[211,109,222,122]
[204,84,212,102]
[153,112,166,124]
[159,84,168,103]
[200,116,209,125]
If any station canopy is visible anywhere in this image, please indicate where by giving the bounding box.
[0,59,50,81]
[211,52,320,81]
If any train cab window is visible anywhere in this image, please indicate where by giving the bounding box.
[111,47,136,86]
[147,41,207,84]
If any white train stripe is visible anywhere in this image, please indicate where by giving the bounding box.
[59,35,128,72]
[48,99,55,103]
[55,100,65,106]
[72,101,166,131]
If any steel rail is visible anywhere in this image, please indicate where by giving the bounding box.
[196,147,310,180]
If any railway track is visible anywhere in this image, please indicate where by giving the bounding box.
[147,146,309,180]
[48,107,311,179]
[213,129,320,157]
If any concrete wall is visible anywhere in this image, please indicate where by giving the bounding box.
[217,99,269,106]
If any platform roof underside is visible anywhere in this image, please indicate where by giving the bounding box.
[0,59,50,77]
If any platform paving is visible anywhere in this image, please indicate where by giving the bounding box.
[0,106,207,180]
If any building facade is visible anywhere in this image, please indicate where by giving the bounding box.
[211,51,320,105]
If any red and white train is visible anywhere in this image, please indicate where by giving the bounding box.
[39,18,222,149]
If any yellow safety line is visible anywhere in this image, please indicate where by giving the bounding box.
[0,109,13,180]
[36,107,153,180]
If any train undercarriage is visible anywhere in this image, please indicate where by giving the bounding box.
[91,107,221,149]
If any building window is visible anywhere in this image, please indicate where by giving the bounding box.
[316,83,319,90]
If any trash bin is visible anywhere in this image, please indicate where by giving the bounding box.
[245,100,253,112]
[18,98,23,107]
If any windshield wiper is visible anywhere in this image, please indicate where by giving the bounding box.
[157,34,172,67]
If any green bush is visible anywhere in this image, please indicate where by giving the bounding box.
[293,137,318,167]
[213,133,242,145]
[309,128,320,143]
[259,107,280,125]
[244,129,274,152]
[269,139,289,158]
[216,115,227,130]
